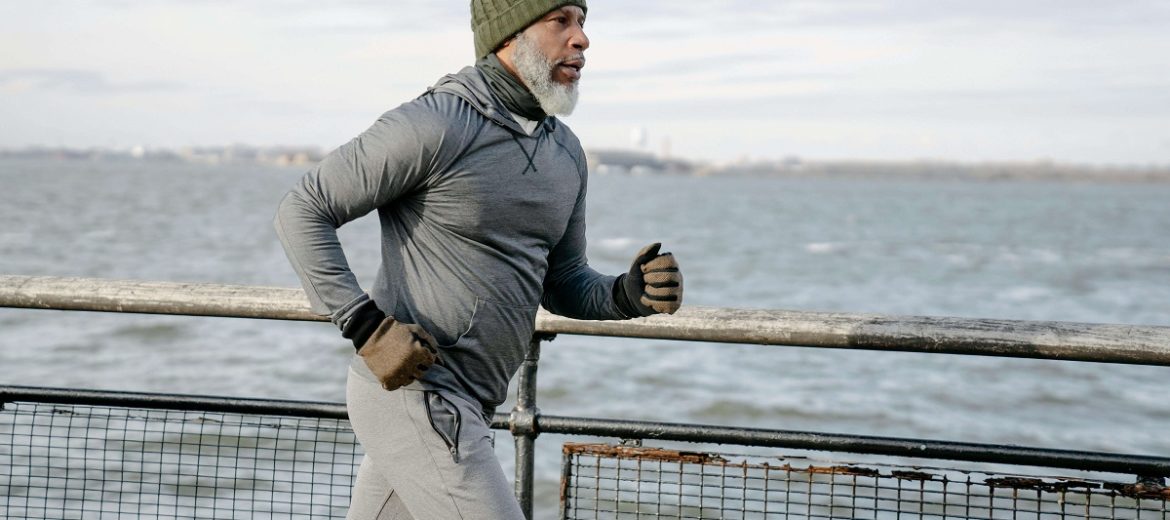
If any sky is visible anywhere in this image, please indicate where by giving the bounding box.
[2,1,1169,165]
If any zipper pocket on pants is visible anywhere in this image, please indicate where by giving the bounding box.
[423,391,462,463]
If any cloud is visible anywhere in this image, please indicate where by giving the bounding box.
[153,0,468,35]
[603,0,1170,30]
[0,69,184,95]
[585,82,1170,124]
[1,2,1167,162]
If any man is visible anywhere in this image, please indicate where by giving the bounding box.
[274,1,683,518]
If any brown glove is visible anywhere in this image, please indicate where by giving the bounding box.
[615,242,684,317]
[358,317,440,391]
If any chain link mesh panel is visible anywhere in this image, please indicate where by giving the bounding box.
[560,443,1170,520]
[1,401,359,519]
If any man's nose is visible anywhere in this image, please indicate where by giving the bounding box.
[570,25,589,51]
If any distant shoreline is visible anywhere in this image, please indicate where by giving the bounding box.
[584,149,1170,183]
[4,146,1169,183]
[694,159,1170,183]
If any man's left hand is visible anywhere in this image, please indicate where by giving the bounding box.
[616,242,684,317]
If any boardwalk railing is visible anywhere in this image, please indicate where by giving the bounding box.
[3,275,1170,518]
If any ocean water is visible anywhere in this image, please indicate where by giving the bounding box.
[3,158,1170,514]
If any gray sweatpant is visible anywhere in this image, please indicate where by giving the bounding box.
[345,360,523,520]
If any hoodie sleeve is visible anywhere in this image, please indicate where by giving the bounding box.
[540,146,627,321]
[273,100,460,330]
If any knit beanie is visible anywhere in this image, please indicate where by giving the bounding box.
[471,0,588,59]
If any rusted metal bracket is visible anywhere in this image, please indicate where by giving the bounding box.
[509,405,539,437]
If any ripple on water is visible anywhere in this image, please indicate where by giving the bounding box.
[110,322,189,341]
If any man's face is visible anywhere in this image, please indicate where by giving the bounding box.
[517,5,589,86]
[500,5,589,116]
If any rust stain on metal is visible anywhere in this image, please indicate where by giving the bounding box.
[565,444,893,480]
[986,477,1045,489]
[891,470,935,481]
[559,470,569,504]
[804,465,882,478]
[563,443,726,464]
[985,477,1103,493]
[1106,480,1170,499]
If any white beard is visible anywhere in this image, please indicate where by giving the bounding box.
[512,32,580,116]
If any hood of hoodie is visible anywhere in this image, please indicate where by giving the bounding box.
[428,66,557,137]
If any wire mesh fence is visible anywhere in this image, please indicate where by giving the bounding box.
[560,443,1170,520]
[6,392,1170,520]
[0,400,359,519]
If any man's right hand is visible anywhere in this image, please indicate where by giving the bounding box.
[358,317,440,391]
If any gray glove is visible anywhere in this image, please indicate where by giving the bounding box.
[614,242,684,317]
[358,317,440,391]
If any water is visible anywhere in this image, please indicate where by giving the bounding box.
[3,158,1170,514]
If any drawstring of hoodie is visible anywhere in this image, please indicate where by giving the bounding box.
[510,131,541,175]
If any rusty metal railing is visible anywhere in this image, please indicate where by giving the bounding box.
[3,275,1170,519]
[560,443,1170,519]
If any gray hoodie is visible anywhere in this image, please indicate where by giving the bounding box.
[274,66,624,416]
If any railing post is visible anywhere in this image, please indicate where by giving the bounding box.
[511,333,551,520]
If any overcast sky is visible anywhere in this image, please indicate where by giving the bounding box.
[2,1,1169,164]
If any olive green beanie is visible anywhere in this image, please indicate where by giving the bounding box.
[471,0,588,59]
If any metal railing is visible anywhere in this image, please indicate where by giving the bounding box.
[0,387,358,519]
[559,443,1170,519]
[3,275,1170,519]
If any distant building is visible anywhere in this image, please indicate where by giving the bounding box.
[585,148,694,175]
[176,145,323,166]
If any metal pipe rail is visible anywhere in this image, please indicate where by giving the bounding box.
[4,275,1170,365]
[5,385,1170,480]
